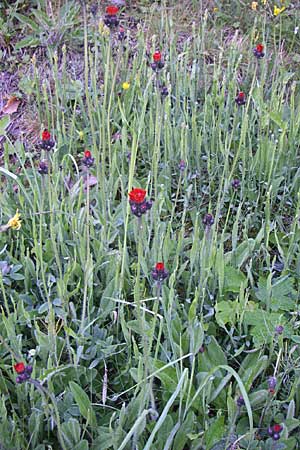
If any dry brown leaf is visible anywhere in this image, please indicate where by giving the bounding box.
[2,96,21,115]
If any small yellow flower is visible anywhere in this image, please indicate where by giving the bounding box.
[78,130,84,140]
[213,7,218,12]
[122,82,130,90]
[98,20,110,37]
[251,1,258,10]
[7,210,21,230]
[274,5,285,16]
[261,0,267,4]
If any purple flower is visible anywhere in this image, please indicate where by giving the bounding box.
[275,325,284,335]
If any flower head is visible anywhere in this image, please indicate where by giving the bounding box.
[14,362,25,374]
[253,43,265,58]
[274,5,285,16]
[155,262,165,271]
[42,129,51,141]
[128,188,152,217]
[7,210,21,230]
[104,5,119,27]
[151,51,164,71]
[153,51,162,62]
[273,424,283,433]
[251,2,258,10]
[129,188,146,204]
[82,150,94,168]
[14,364,32,383]
[268,423,283,441]
[40,129,55,150]
[122,81,130,90]
[152,262,169,282]
[235,92,246,106]
[106,5,119,15]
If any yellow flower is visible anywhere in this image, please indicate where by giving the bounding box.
[213,7,218,12]
[7,210,21,230]
[78,130,84,140]
[122,82,130,90]
[261,0,267,4]
[251,1,258,10]
[98,20,110,37]
[274,5,285,15]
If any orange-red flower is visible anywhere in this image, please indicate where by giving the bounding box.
[42,129,51,141]
[128,188,147,204]
[14,362,25,374]
[106,5,119,15]
[153,51,162,62]
[156,262,165,271]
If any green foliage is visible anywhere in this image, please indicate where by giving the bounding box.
[0,0,300,448]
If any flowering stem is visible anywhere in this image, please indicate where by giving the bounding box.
[28,378,67,450]
[80,166,91,334]
[147,282,162,418]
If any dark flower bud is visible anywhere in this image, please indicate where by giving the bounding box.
[25,365,33,375]
[268,376,277,390]
[275,325,284,335]
[231,178,240,190]
[16,376,23,384]
[118,26,125,40]
[179,160,186,171]
[203,213,214,227]
[267,426,274,437]
[161,86,169,98]
[19,373,28,382]
[38,160,49,175]
[236,396,245,407]
[145,200,152,210]
[273,433,280,441]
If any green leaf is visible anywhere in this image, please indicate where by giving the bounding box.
[153,360,179,393]
[61,419,81,448]
[69,382,97,427]
[204,416,225,450]
[0,116,10,135]
[15,36,41,49]
[223,266,246,293]
[14,13,40,31]
[215,300,239,327]
[173,411,195,450]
